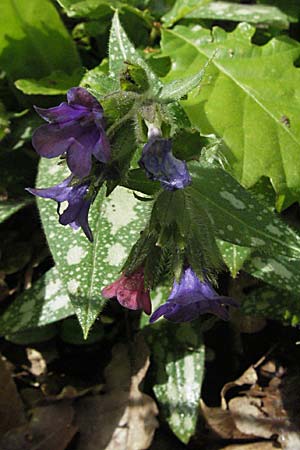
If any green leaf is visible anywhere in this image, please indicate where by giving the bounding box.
[186,2,289,29]
[145,322,205,444]
[36,158,151,337]
[189,163,300,259]
[0,268,74,336]
[0,198,33,224]
[241,286,300,326]
[15,69,84,96]
[217,240,251,277]
[56,0,114,18]
[256,0,299,23]
[245,253,300,295]
[109,12,161,94]
[0,100,10,140]
[158,58,210,102]
[0,0,80,80]
[160,23,300,209]
[162,0,211,27]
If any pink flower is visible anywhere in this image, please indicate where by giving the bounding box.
[102,268,151,315]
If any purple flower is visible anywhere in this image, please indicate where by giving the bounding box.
[150,267,237,323]
[26,176,93,242]
[139,138,191,191]
[32,87,110,179]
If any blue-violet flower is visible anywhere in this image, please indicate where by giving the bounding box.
[26,176,93,242]
[139,137,191,191]
[150,267,237,323]
[32,87,110,179]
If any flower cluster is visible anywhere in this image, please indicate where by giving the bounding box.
[28,87,111,241]
[103,266,237,321]
[29,86,236,324]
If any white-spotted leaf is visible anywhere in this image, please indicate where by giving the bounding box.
[109,11,161,94]
[146,322,205,444]
[217,240,252,277]
[36,158,151,337]
[189,164,300,259]
[0,267,73,335]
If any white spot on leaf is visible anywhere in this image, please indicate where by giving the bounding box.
[66,246,87,265]
[105,243,127,266]
[220,191,246,209]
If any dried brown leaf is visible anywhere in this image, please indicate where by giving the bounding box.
[200,400,248,440]
[221,366,258,409]
[76,335,158,450]
[220,442,276,450]
[0,355,25,434]
[0,401,77,450]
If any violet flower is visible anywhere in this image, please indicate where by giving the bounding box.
[26,176,93,242]
[150,267,237,323]
[102,268,151,315]
[139,137,191,191]
[32,87,110,179]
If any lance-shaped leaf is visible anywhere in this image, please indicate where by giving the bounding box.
[109,11,161,94]
[35,158,151,337]
[189,163,300,259]
[161,23,300,209]
[0,268,73,335]
[145,321,205,444]
[158,56,212,102]
[217,240,252,278]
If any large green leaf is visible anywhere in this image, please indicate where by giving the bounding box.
[145,322,205,444]
[186,2,289,29]
[0,268,74,335]
[161,23,300,209]
[189,163,300,259]
[0,0,80,80]
[15,69,84,96]
[162,0,211,27]
[36,158,151,337]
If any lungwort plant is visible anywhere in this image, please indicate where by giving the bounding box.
[2,1,300,444]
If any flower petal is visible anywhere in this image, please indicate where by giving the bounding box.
[73,200,93,242]
[67,87,103,113]
[66,137,93,179]
[26,177,72,202]
[150,303,173,323]
[32,123,81,158]
[139,138,191,191]
[102,279,120,299]
[92,126,111,163]
[34,103,86,124]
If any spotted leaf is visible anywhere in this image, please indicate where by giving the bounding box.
[145,321,205,444]
[35,158,151,337]
[0,267,73,335]
[189,163,300,259]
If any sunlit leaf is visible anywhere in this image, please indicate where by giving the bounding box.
[161,23,300,209]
